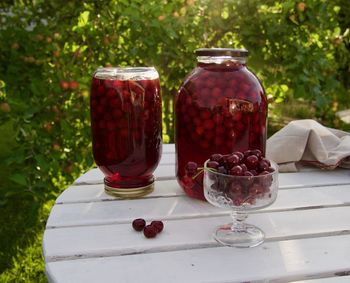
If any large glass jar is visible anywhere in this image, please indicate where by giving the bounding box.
[175,48,267,201]
[90,67,162,198]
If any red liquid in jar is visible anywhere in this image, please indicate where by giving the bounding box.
[176,61,267,200]
[90,76,162,189]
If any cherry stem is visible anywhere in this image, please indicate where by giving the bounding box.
[192,167,204,180]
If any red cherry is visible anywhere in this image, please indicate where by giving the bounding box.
[225,154,240,168]
[132,218,146,231]
[267,167,275,173]
[203,119,215,130]
[143,225,158,238]
[207,161,220,169]
[150,220,164,233]
[245,155,259,170]
[251,149,263,159]
[0,102,11,113]
[210,153,223,163]
[240,163,248,173]
[200,109,211,120]
[258,159,270,172]
[232,151,244,161]
[60,80,69,90]
[229,165,243,176]
[185,162,198,176]
[217,166,227,174]
[69,80,79,90]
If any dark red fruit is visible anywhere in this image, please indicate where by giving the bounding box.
[232,151,244,161]
[245,155,259,170]
[225,154,240,168]
[210,153,223,163]
[217,166,227,174]
[207,161,220,169]
[258,159,270,172]
[229,165,243,176]
[251,149,262,159]
[185,161,198,176]
[143,225,158,238]
[240,163,248,173]
[151,220,164,233]
[132,218,146,231]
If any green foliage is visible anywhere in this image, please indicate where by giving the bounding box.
[0,0,349,280]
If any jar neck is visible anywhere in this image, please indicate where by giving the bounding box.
[196,56,246,65]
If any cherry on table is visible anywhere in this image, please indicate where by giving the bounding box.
[132,218,146,231]
[151,220,164,233]
[143,225,158,238]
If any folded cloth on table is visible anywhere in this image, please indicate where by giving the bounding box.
[266,119,350,172]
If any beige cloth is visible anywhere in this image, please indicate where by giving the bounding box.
[266,119,350,172]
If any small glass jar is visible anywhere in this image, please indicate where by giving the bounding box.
[90,67,162,198]
[175,48,268,201]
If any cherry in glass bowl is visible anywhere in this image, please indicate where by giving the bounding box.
[203,156,278,248]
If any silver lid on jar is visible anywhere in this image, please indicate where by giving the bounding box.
[93,67,159,80]
[195,48,248,57]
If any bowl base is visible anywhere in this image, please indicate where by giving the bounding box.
[214,223,265,248]
[105,182,154,199]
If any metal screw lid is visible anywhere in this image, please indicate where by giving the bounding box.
[195,48,248,57]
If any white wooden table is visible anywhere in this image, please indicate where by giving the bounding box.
[43,144,350,283]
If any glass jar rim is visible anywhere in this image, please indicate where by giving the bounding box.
[195,48,248,57]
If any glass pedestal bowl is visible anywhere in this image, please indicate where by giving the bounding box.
[204,160,278,248]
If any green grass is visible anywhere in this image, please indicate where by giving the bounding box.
[0,197,52,283]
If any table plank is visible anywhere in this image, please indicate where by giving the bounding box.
[56,180,183,204]
[46,184,350,228]
[73,165,350,188]
[59,169,350,204]
[45,234,350,283]
[43,206,350,262]
[291,276,350,282]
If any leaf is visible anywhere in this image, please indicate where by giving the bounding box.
[35,154,50,172]
[78,11,90,27]
[9,173,27,186]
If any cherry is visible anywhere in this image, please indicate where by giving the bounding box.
[132,218,146,231]
[258,159,270,172]
[244,171,254,177]
[207,161,220,169]
[229,165,243,176]
[217,166,227,175]
[210,153,223,163]
[225,154,240,168]
[232,151,244,161]
[251,149,262,159]
[240,163,248,173]
[60,80,69,90]
[267,167,275,173]
[151,220,164,233]
[185,161,198,176]
[245,155,259,170]
[143,225,158,238]
[69,80,79,90]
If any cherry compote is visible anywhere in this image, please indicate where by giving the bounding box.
[176,48,268,200]
[205,150,276,207]
[90,67,162,198]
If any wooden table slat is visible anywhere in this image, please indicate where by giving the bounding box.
[43,206,350,262]
[45,234,350,283]
[46,184,350,228]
